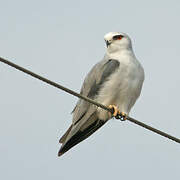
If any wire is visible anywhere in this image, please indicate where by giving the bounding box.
[0,57,180,144]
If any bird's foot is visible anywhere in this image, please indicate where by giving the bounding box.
[115,111,127,121]
[108,105,127,121]
[108,105,118,117]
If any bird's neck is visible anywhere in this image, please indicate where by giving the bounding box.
[106,48,135,60]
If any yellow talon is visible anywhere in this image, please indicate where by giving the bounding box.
[120,111,127,120]
[108,105,118,117]
[108,105,127,121]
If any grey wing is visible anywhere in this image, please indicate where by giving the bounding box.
[72,58,120,124]
[58,58,120,156]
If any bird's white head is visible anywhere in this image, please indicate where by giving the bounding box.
[104,32,132,54]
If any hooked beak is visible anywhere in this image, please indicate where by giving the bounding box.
[105,40,111,47]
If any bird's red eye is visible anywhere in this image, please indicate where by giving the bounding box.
[113,35,124,40]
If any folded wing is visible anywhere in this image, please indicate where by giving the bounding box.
[58,58,120,156]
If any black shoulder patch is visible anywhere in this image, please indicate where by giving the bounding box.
[87,59,120,98]
[100,59,120,84]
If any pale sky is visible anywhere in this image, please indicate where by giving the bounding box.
[0,0,180,179]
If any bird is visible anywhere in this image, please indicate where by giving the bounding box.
[58,32,144,156]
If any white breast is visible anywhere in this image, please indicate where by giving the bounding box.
[96,52,144,120]
[115,56,144,114]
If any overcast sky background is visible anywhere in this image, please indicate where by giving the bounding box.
[0,0,180,179]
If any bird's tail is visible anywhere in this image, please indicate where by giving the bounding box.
[58,119,106,157]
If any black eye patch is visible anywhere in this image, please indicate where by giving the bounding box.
[113,35,124,40]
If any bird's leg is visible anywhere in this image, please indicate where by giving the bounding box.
[108,105,127,121]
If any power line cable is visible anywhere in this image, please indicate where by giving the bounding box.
[0,57,180,144]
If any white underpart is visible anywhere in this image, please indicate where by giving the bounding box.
[96,32,144,121]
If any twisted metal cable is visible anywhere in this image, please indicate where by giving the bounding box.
[0,57,180,144]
